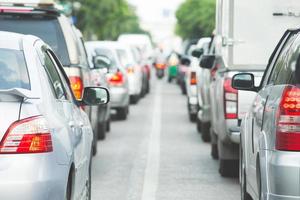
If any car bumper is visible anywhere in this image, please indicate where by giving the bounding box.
[109,87,129,108]
[198,104,211,123]
[266,150,300,199]
[0,155,69,200]
[225,119,240,144]
[128,75,141,95]
[188,97,199,114]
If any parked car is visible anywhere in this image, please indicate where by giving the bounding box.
[85,41,130,120]
[202,0,300,177]
[0,1,102,155]
[0,31,109,200]
[234,28,300,200]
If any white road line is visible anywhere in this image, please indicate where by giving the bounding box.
[141,83,162,200]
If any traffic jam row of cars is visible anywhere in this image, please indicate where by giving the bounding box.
[176,0,300,200]
[0,0,153,199]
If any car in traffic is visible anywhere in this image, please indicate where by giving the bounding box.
[0,1,103,155]
[234,28,300,200]
[85,41,130,120]
[0,31,109,200]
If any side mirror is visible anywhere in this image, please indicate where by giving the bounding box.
[199,55,215,69]
[180,56,191,66]
[192,48,204,58]
[81,87,110,105]
[232,73,256,91]
[93,55,111,69]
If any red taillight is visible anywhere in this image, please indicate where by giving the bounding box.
[156,63,165,69]
[224,78,238,119]
[276,86,300,151]
[0,7,33,13]
[190,72,197,85]
[108,71,124,86]
[69,76,84,100]
[0,116,52,154]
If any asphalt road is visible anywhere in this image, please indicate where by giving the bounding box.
[91,78,240,200]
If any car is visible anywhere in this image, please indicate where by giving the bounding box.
[85,41,130,120]
[74,29,111,140]
[0,31,109,200]
[0,1,103,155]
[234,28,300,200]
[116,43,144,104]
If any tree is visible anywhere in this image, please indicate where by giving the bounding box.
[60,0,145,40]
[175,0,215,40]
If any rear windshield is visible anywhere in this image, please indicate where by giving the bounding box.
[0,49,30,90]
[117,49,134,67]
[95,48,117,69]
[0,16,69,65]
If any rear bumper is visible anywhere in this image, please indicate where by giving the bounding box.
[0,155,69,200]
[198,105,211,123]
[265,150,300,199]
[225,119,240,144]
[188,97,199,114]
[110,87,129,108]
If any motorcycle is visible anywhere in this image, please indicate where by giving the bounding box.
[154,63,166,79]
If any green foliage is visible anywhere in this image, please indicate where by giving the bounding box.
[60,0,145,40]
[175,0,215,40]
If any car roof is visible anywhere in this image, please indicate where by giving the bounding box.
[0,31,27,50]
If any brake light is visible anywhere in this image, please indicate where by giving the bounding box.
[190,72,197,85]
[108,71,124,86]
[156,63,165,69]
[0,116,52,154]
[224,78,238,119]
[276,86,300,151]
[69,76,84,100]
[0,6,33,13]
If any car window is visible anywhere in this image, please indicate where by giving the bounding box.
[94,48,118,69]
[117,49,130,67]
[0,16,70,66]
[0,48,30,90]
[267,33,297,85]
[39,48,67,100]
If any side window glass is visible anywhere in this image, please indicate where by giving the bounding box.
[41,49,66,100]
[267,34,297,85]
[47,50,75,102]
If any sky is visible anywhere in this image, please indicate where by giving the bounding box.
[127,0,184,49]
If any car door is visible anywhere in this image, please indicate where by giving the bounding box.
[37,45,87,198]
[246,31,298,192]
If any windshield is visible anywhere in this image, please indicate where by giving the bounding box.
[0,49,30,90]
[0,16,69,65]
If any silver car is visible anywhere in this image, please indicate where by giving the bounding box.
[0,31,109,200]
[234,29,300,200]
[85,41,130,120]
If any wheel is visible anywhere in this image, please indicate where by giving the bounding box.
[168,77,172,83]
[130,95,139,104]
[117,107,128,120]
[65,171,73,200]
[146,80,150,93]
[106,119,111,132]
[85,155,92,200]
[181,83,187,95]
[92,141,97,156]
[240,147,252,200]
[97,122,106,140]
[211,143,219,159]
[196,118,202,133]
[219,159,239,177]
[189,113,197,122]
[201,122,211,142]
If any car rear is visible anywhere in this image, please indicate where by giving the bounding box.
[0,34,69,200]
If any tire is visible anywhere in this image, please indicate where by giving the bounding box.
[92,141,97,156]
[189,113,197,122]
[130,95,139,104]
[146,81,150,94]
[196,118,202,133]
[201,122,211,142]
[117,107,128,120]
[211,143,219,159]
[106,119,111,132]
[65,171,73,200]
[219,159,239,177]
[85,155,92,200]
[181,83,187,95]
[168,77,172,83]
[97,122,106,140]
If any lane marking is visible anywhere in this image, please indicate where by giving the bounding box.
[141,83,161,200]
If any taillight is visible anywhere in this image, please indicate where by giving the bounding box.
[190,72,197,85]
[108,71,124,86]
[276,86,300,151]
[0,116,52,154]
[156,63,165,69]
[69,76,84,100]
[224,78,238,119]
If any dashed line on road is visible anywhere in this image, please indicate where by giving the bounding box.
[141,83,162,200]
